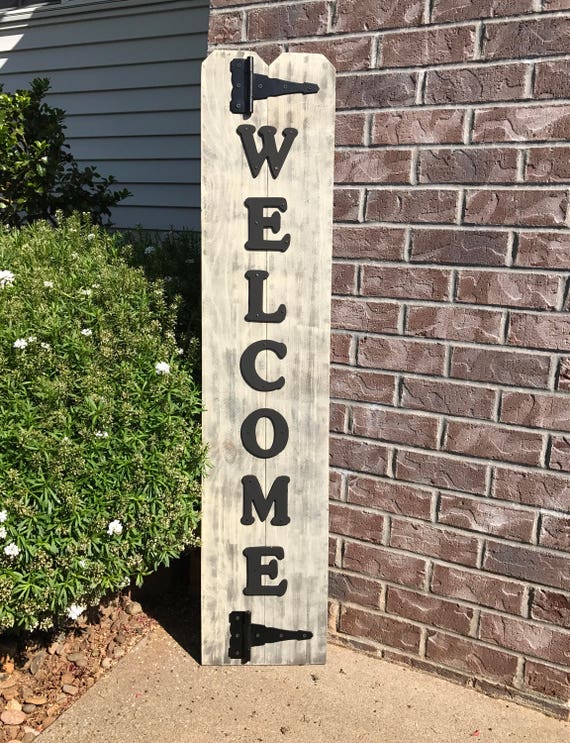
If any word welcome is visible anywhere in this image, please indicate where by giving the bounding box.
[237,124,298,597]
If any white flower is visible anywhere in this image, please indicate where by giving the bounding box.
[27,336,37,343]
[94,430,108,438]
[3,542,19,558]
[13,338,28,350]
[78,559,87,569]
[43,280,54,289]
[67,603,86,621]
[144,246,155,255]
[107,519,123,536]
[177,347,184,356]
[0,270,14,288]
[119,576,130,589]
[155,361,170,375]
[40,342,51,350]
[79,288,92,297]
[0,527,6,539]
[87,233,96,241]
[91,283,100,289]
[0,510,7,523]
[80,328,92,337]
[71,252,79,259]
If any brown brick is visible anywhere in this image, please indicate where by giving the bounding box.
[329,570,382,609]
[559,357,570,391]
[330,435,390,476]
[332,298,400,333]
[411,229,510,266]
[396,450,488,494]
[401,378,497,419]
[540,514,570,551]
[330,402,347,433]
[335,150,411,185]
[358,336,446,375]
[492,467,570,511]
[334,189,360,222]
[247,2,328,41]
[450,346,551,388]
[501,392,570,433]
[331,333,352,364]
[333,0,423,32]
[332,262,357,296]
[352,407,439,448]
[474,104,570,143]
[550,436,570,472]
[247,44,283,65]
[333,225,406,260]
[347,475,433,520]
[508,313,570,352]
[465,190,567,228]
[526,147,570,183]
[431,564,526,614]
[457,270,561,310]
[484,17,570,61]
[337,72,417,110]
[381,26,476,68]
[343,541,428,588]
[339,605,422,652]
[390,520,480,567]
[372,109,464,145]
[432,0,534,22]
[445,420,543,466]
[290,36,372,72]
[425,65,526,104]
[419,148,518,184]
[406,305,503,344]
[330,470,344,501]
[330,503,385,543]
[515,232,570,269]
[531,589,570,628]
[426,631,518,683]
[365,189,457,223]
[336,114,367,146]
[330,366,395,404]
[480,614,570,666]
[361,265,451,301]
[438,494,536,541]
[525,661,570,702]
[209,10,242,43]
[534,59,570,100]
[484,540,570,591]
[386,586,473,634]
[329,536,339,567]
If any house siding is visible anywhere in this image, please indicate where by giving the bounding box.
[0,0,208,229]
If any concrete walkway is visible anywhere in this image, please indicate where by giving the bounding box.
[38,624,569,743]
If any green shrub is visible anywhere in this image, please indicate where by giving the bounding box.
[0,78,130,228]
[0,215,204,632]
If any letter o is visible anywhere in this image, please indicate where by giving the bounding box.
[240,408,289,459]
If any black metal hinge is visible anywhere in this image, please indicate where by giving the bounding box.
[230,56,319,115]
[228,611,313,663]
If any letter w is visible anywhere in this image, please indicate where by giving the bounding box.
[237,125,298,180]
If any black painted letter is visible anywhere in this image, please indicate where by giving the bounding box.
[243,546,287,596]
[244,270,286,323]
[241,475,291,526]
[240,408,289,459]
[244,198,290,252]
[237,125,298,180]
[240,340,287,392]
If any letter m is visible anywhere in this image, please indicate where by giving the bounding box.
[241,475,291,526]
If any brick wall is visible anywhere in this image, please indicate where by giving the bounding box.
[208,0,570,719]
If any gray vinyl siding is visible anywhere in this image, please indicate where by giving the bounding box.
[0,0,208,230]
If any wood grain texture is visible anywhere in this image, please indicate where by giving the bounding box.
[201,50,335,666]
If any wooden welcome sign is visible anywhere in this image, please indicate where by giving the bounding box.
[201,50,335,666]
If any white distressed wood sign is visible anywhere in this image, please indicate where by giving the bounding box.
[201,50,335,666]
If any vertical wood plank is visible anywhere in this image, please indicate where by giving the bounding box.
[201,50,335,665]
